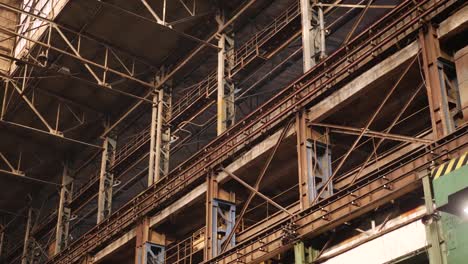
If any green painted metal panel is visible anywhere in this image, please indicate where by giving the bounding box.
[433,165,468,264]
[433,165,468,207]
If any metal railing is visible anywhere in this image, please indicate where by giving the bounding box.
[165,227,206,264]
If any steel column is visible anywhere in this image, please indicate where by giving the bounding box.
[294,241,317,264]
[54,164,73,254]
[0,225,4,258]
[148,75,172,186]
[21,208,33,264]
[97,135,117,224]
[205,174,217,260]
[135,216,166,264]
[216,12,235,135]
[296,111,333,209]
[205,174,235,259]
[454,46,468,122]
[300,0,326,72]
[419,24,456,139]
[422,173,445,264]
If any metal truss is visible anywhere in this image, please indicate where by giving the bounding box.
[100,0,260,138]
[0,2,158,94]
[44,1,459,263]
[0,73,103,149]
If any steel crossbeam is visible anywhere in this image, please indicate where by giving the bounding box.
[44,1,461,263]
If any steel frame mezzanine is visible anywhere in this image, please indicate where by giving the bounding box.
[0,1,464,264]
[40,0,464,264]
[4,1,369,258]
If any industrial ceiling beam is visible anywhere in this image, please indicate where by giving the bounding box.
[96,0,219,50]
[100,0,260,138]
[0,2,157,90]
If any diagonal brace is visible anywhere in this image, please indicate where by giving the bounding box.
[220,118,294,254]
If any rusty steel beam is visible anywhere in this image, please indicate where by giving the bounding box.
[312,53,420,204]
[46,1,460,263]
[220,119,294,254]
[206,126,467,263]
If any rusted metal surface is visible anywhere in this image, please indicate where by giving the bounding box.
[207,126,468,264]
[46,0,461,263]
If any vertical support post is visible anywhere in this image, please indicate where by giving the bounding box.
[21,208,33,264]
[422,174,445,264]
[300,0,326,72]
[216,11,235,135]
[296,111,332,209]
[294,241,318,264]
[135,217,166,264]
[97,135,117,224]
[454,46,468,122]
[148,73,172,186]
[135,217,150,264]
[0,225,4,258]
[1,81,8,120]
[54,163,73,254]
[419,24,455,139]
[205,174,217,260]
[205,174,235,260]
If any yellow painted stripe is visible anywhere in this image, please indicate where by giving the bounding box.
[434,164,445,179]
[456,153,467,170]
[445,158,457,175]
[432,152,468,179]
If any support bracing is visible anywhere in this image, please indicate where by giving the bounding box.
[148,73,172,186]
[97,135,117,224]
[419,24,458,139]
[211,199,236,258]
[205,175,236,259]
[300,0,326,72]
[296,111,333,209]
[54,163,73,254]
[216,11,235,135]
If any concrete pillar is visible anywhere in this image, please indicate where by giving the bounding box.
[54,163,73,254]
[216,12,235,135]
[97,135,117,224]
